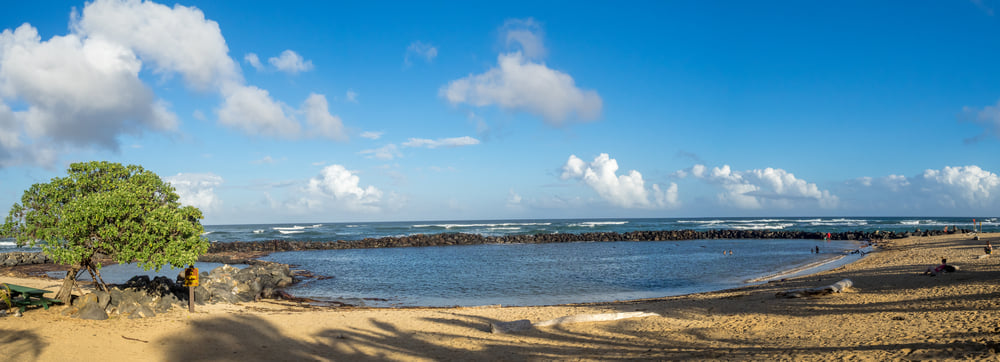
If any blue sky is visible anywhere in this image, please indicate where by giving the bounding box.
[2,0,1000,224]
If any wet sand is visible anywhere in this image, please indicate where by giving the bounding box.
[2,233,999,361]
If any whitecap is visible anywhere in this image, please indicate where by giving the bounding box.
[570,221,629,227]
[278,230,305,234]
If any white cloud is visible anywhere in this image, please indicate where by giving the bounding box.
[304,165,383,212]
[0,23,177,165]
[217,85,299,137]
[440,52,602,125]
[405,41,437,66]
[561,153,679,209]
[244,52,263,71]
[360,131,383,140]
[345,89,358,103]
[402,136,480,148]
[920,165,1000,208]
[165,172,223,212]
[302,93,347,141]
[268,49,313,74]
[688,164,839,209]
[360,144,401,160]
[73,0,240,90]
[847,165,1000,211]
[501,18,546,59]
[440,18,600,125]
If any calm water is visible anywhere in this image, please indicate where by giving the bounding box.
[3,216,992,306]
[261,238,863,307]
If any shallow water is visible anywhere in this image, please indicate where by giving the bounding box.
[261,238,863,307]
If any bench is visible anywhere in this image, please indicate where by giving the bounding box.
[2,283,62,313]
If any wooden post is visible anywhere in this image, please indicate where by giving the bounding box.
[183,265,199,313]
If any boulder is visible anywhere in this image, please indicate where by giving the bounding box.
[75,293,109,320]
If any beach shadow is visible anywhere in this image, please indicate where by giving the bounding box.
[0,328,47,361]
[159,315,326,361]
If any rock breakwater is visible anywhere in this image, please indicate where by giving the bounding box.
[205,228,959,255]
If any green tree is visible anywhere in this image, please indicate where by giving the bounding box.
[2,161,209,302]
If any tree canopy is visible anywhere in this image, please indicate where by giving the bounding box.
[2,161,208,298]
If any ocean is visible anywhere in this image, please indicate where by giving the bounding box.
[2,217,995,307]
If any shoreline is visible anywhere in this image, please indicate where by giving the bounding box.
[2,234,884,308]
[4,233,1000,360]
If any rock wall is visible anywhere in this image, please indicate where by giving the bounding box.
[205,228,937,254]
[0,251,52,266]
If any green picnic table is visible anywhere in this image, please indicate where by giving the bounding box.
[3,283,62,313]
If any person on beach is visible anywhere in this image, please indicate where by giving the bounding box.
[985,241,993,255]
[924,258,957,276]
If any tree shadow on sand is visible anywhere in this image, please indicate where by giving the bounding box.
[155,304,1000,361]
[0,328,47,361]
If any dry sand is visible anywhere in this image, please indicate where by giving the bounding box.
[3,233,1000,361]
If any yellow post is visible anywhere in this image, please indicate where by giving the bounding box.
[183,265,199,313]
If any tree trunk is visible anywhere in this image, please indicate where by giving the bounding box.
[55,265,80,303]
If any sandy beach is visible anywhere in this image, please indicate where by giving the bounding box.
[3,233,999,361]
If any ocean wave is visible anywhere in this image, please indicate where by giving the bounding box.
[0,241,15,246]
[730,223,794,230]
[252,229,266,234]
[677,220,725,224]
[413,222,552,229]
[570,221,628,227]
[278,230,305,234]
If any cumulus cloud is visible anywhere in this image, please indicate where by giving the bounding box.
[0,23,178,166]
[405,41,437,66]
[561,153,679,209]
[684,164,839,209]
[302,93,347,141]
[920,165,1000,208]
[164,172,223,212]
[402,136,480,148]
[217,85,299,137]
[441,52,602,125]
[0,0,350,167]
[846,165,1000,211]
[73,0,240,90]
[440,19,601,125]
[360,131,383,140]
[304,165,383,212]
[268,50,313,74]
